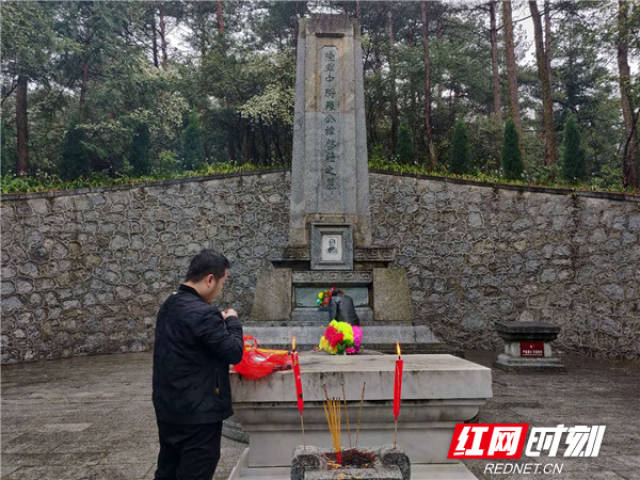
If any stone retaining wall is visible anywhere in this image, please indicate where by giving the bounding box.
[2,171,639,362]
[369,173,640,359]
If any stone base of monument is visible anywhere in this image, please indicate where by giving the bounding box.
[493,321,565,372]
[290,445,409,480]
[226,353,491,480]
[242,323,458,355]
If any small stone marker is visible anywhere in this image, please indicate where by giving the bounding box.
[494,321,565,371]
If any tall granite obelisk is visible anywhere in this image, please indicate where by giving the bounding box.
[288,15,371,248]
[249,14,444,353]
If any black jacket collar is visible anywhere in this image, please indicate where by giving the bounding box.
[178,284,201,298]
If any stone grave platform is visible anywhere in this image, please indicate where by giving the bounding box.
[228,352,492,480]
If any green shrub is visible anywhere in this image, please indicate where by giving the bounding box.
[560,112,586,183]
[1,122,15,176]
[130,123,151,176]
[449,118,471,174]
[502,117,523,180]
[468,115,502,174]
[181,112,205,171]
[396,124,414,164]
[154,150,181,175]
[59,125,89,180]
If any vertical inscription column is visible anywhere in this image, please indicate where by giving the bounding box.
[289,16,371,247]
[321,46,339,197]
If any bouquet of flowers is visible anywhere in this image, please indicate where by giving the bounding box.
[318,319,363,355]
[316,287,344,307]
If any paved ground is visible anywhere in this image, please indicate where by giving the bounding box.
[1,351,638,480]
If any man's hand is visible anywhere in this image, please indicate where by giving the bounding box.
[221,308,238,319]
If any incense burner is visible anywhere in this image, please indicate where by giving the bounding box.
[291,445,410,480]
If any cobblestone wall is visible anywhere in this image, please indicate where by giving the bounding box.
[1,172,290,363]
[2,171,639,362]
[369,173,640,359]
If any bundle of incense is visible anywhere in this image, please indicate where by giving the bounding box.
[341,383,352,448]
[355,382,366,448]
[322,385,342,464]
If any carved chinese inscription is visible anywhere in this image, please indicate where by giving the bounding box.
[321,46,339,192]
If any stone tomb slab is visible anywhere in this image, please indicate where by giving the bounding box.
[231,353,492,470]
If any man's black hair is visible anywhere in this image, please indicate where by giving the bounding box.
[185,249,230,282]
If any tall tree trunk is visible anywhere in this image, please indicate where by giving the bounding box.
[618,0,639,189]
[217,0,229,55]
[502,1,522,137]
[490,0,501,118]
[502,0,525,164]
[544,0,552,78]
[530,0,556,165]
[387,9,398,155]
[436,16,443,103]
[151,10,159,68]
[421,1,437,167]
[216,0,224,35]
[79,62,89,121]
[158,5,168,71]
[215,0,232,161]
[16,75,28,176]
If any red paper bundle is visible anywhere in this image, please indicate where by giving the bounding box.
[233,335,292,380]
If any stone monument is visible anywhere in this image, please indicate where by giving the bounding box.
[227,14,492,480]
[248,14,443,354]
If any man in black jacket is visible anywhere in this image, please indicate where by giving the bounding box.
[152,249,243,480]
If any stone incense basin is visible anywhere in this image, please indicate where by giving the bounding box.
[291,445,410,480]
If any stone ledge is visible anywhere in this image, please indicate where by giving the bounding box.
[370,169,640,202]
[0,168,288,202]
[274,246,396,263]
[292,271,373,285]
[4,168,638,203]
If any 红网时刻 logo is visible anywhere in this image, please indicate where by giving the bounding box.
[448,423,606,459]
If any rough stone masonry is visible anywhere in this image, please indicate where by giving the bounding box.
[1,170,639,363]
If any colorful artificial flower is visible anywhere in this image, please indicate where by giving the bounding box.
[315,287,344,307]
[318,320,362,355]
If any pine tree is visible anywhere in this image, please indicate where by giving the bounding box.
[130,123,151,176]
[502,117,523,179]
[1,122,13,176]
[396,124,414,164]
[560,112,586,182]
[181,113,204,171]
[449,118,471,174]
[59,125,89,180]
